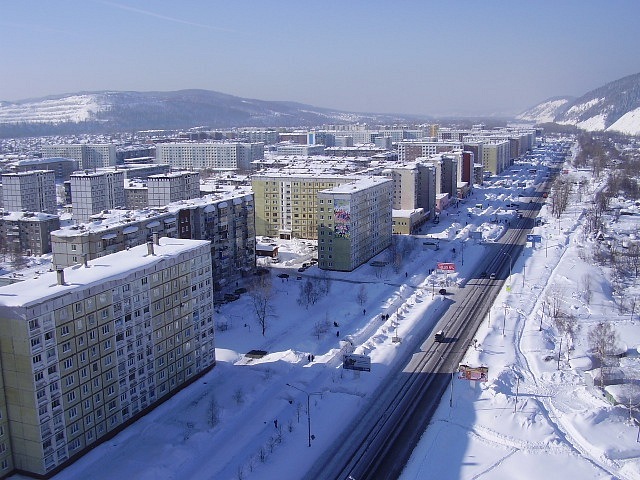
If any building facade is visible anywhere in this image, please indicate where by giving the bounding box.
[41,145,117,170]
[317,177,393,271]
[252,173,358,240]
[0,211,60,256]
[70,171,126,222]
[1,170,57,214]
[9,158,79,182]
[51,192,255,292]
[155,142,263,171]
[147,172,200,207]
[0,238,215,477]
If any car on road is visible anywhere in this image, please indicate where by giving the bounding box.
[438,288,447,295]
[490,273,496,279]
[434,330,445,342]
[277,273,289,279]
[480,271,487,278]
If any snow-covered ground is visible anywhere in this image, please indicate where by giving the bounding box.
[13,152,640,480]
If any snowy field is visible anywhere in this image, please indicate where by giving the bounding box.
[12,153,640,480]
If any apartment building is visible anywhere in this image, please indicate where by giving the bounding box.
[41,144,117,170]
[0,237,215,477]
[147,171,200,207]
[155,142,263,171]
[317,177,393,271]
[0,211,60,256]
[252,173,359,240]
[70,171,126,222]
[51,191,255,291]
[9,158,79,182]
[275,144,325,156]
[1,170,57,214]
[397,141,462,163]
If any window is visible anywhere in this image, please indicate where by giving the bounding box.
[67,391,76,403]
[64,358,73,370]
[32,354,42,364]
[62,342,71,353]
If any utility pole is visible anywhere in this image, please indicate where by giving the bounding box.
[514,376,520,413]
[557,337,563,370]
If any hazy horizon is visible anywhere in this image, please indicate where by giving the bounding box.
[2,0,639,117]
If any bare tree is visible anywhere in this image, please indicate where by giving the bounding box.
[587,322,619,386]
[232,387,245,405]
[545,285,565,320]
[297,279,320,309]
[580,273,593,305]
[553,311,580,360]
[356,285,368,306]
[317,270,332,297]
[249,274,275,336]
[208,396,221,427]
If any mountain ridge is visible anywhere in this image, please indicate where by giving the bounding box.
[0,89,424,137]
[517,72,640,135]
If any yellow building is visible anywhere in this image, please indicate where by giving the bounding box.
[252,173,358,240]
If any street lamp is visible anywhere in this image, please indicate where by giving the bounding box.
[503,252,513,283]
[286,383,322,447]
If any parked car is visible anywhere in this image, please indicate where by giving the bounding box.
[434,330,445,342]
[234,287,247,295]
[438,288,447,295]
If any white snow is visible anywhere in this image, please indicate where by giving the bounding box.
[10,145,640,480]
[607,106,640,136]
[516,98,569,123]
[0,95,106,124]
[564,97,604,118]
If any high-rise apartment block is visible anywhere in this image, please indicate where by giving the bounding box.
[41,144,117,170]
[1,170,57,214]
[0,211,60,256]
[0,237,215,477]
[51,191,255,291]
[147,171,200,207]
[70,171,125,222]
[317,177,393,271]
[155,142,263,171]
[252,173,359,240]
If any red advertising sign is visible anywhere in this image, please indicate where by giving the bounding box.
[437,262,456,271]
[458,364,488,382]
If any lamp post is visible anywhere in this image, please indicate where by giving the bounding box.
[286,383,321,447]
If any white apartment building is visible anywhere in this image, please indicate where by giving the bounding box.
[147,171,200,207]
[0,237,215,477]
[1,170,57,214]
[317,177,393,271]
[70,171,126,222]
[155,142,263,171]
[41,144,117,170]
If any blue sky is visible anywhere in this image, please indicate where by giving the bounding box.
[1,0,639,116]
